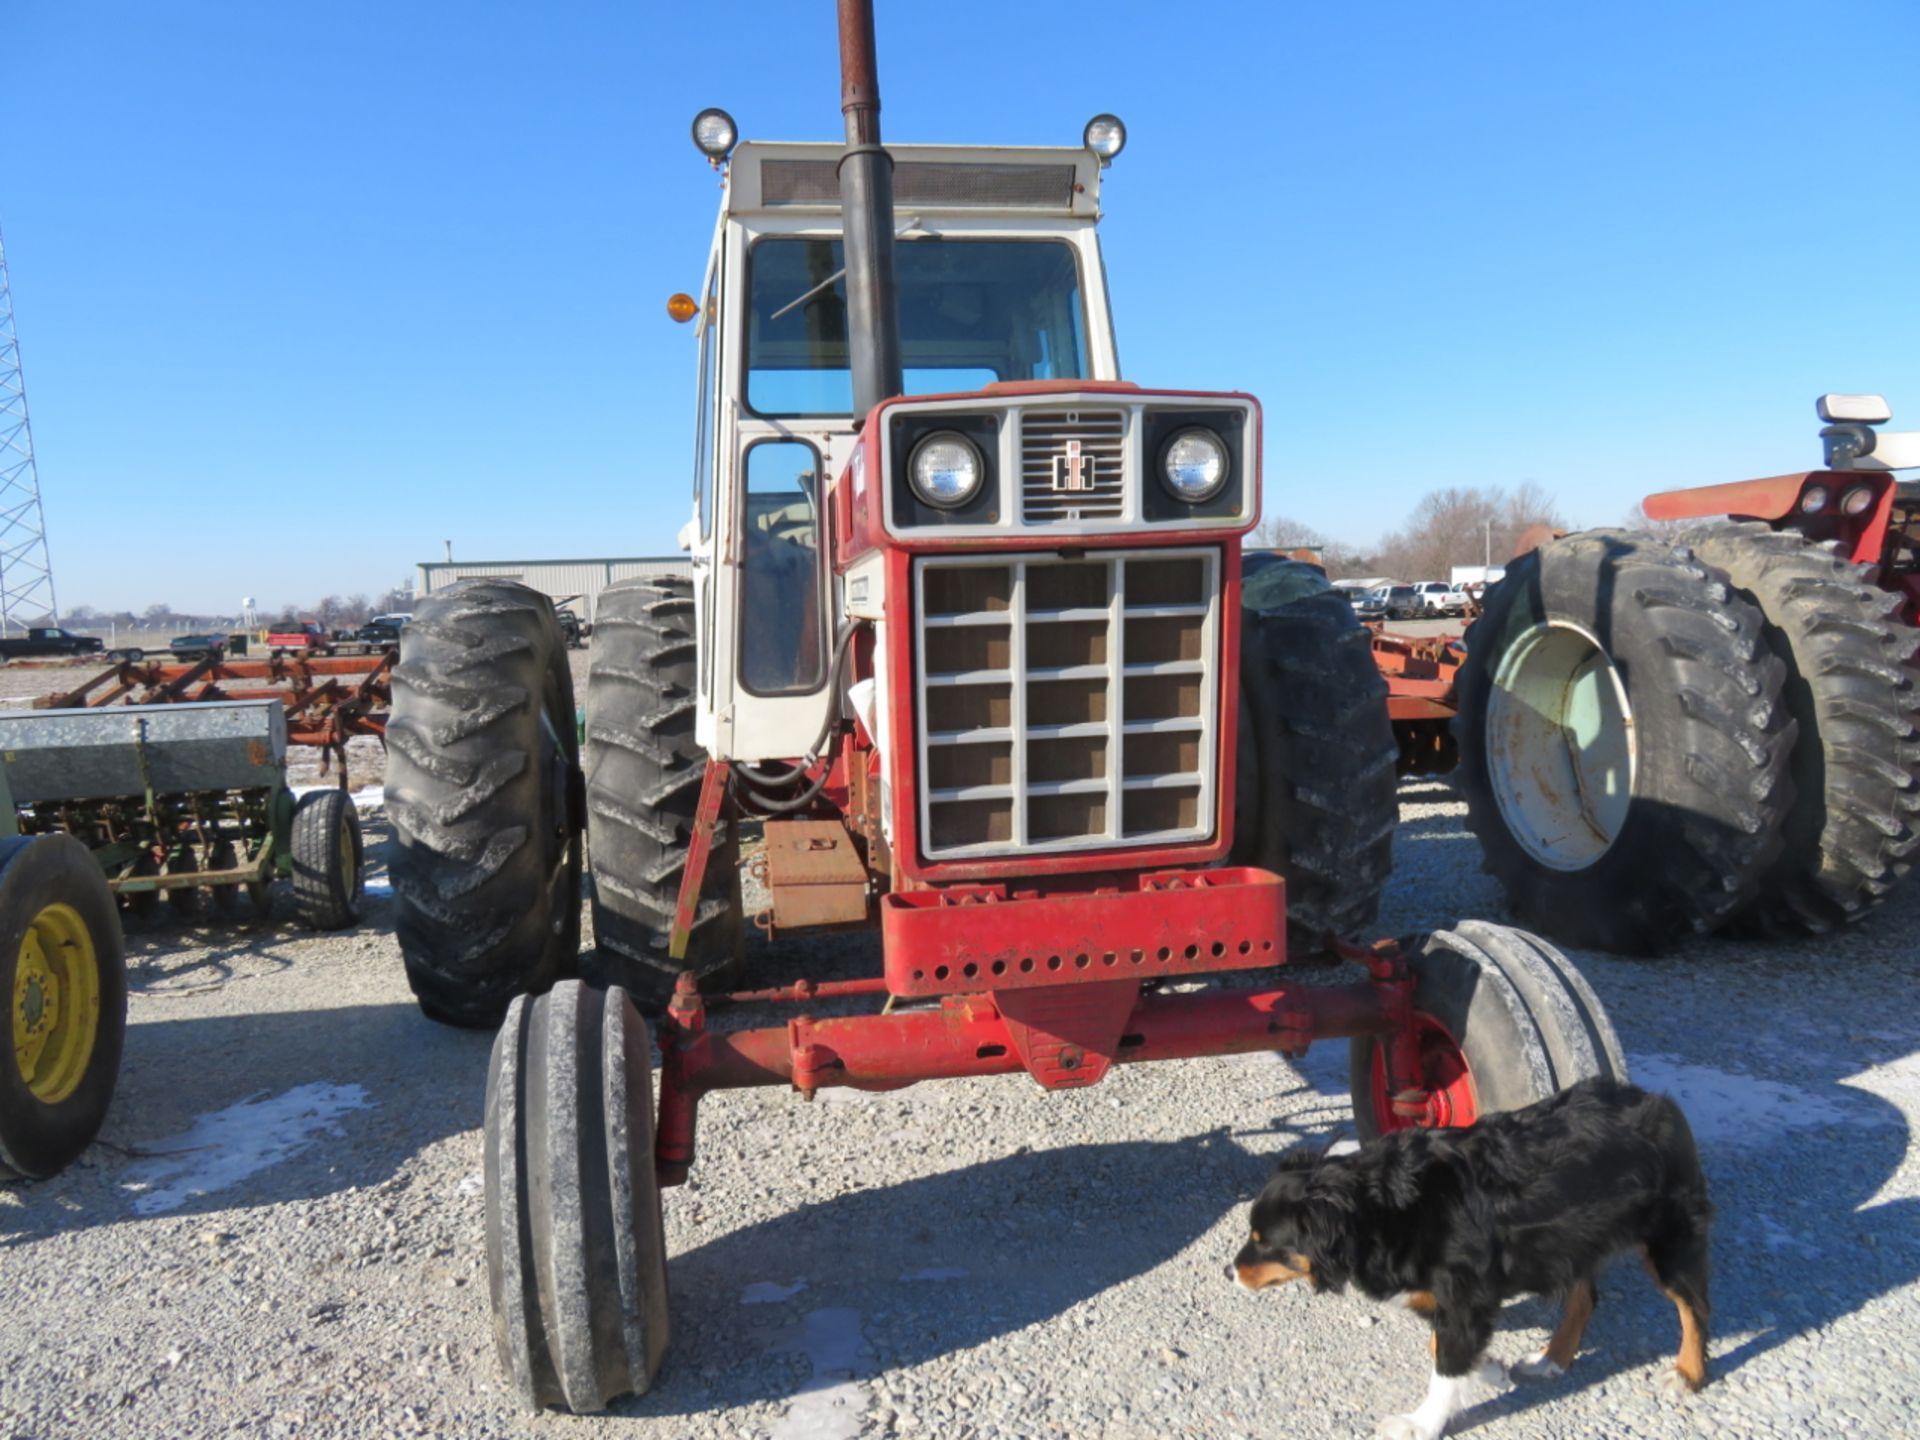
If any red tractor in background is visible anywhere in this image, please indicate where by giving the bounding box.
[1445,394,1920,953]
[385,2,1622,1413]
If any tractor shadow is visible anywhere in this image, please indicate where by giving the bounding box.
[0,1000,490,1246]
[611,1130,1255,1422]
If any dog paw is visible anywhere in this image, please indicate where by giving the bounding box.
[1475,1357,1511,1390]
[1511,1350,1565,1382]
[1373,1416,1438,1440]
[1657,1366,1705,1401]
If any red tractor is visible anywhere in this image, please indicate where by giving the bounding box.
[1451,394,1920,951]
[386,3,1621,1412]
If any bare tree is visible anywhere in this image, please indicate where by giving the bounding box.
[1251,513,1327,551]
[1625,500,1708,540]
[1372,483,1568,581]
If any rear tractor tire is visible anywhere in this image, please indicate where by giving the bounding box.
[581,577,742,1013]
[389,579,583,1027]
[1233,559,1398,954]
[291,789,365,931]
[485,980,669,1413]
[1685,521,1920,933]
[1453,529,1796,953]
[0,834,129,1180]
[1348,920,1625,1140]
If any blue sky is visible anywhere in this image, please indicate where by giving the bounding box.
[5,1,1916,615]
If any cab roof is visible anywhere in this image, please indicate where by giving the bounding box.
[723,141,1103,221]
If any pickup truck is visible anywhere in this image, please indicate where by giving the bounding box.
[0,627,106,660]
[355,613,411,647]
[265,621,335,654]
[169,631,242,660]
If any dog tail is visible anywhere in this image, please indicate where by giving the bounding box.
[1642,1087,1713,1225]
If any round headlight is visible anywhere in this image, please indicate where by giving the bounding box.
[908,433,985,509]
[1159,428,1229,502]
[1084,113,1127,162]
[1799,484,1830,515]
[691,108,738,161]
[1841,484,1875,516]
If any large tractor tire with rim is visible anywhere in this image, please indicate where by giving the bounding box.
[581,576,742,1013]
[1684,520,1920,934]
[1347,920,1625,1141]
[485,979,669,1413]
[1453,529,1796,954]
[0,834,129,1180]
[1233,558,1398,953]
[388,579,583,1028]
[290,788,365,931]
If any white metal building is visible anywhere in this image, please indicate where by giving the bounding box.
[414,557,691,624]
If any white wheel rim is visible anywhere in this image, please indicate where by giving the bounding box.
[1486,620,1636,871]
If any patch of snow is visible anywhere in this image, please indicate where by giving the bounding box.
[122,1083,372,1216]
[1626,1054,1856,1148]
[361,875,392,895]
[770,1308,869,1440]
[742,1279,808,1304]
[897,1266,968,1283]
[1843,1049,1920,1107]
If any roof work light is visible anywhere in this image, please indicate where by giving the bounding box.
[692,108,738,165]
[1083,114,1126,164]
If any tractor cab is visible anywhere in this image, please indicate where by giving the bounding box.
[677,128,1128,767]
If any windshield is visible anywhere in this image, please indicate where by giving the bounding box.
[746,237,1088,416]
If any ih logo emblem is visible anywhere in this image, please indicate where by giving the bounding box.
[1053,437,1094,493]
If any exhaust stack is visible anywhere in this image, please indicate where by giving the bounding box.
[836,0,903,419]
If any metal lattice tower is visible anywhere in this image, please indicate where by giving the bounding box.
[0,224,59,633]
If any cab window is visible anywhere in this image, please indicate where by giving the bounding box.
[694,272,721,541]
[744,237,1087,417]
[738,439,826,695]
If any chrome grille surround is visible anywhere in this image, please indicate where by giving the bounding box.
[913,548,1221,860]
[880,391,1258,540]
[1018,409,1127,523]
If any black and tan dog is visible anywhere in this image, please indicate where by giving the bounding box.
[1233,1077,1712,1440]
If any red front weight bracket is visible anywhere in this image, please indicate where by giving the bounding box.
[878,867,1285,996]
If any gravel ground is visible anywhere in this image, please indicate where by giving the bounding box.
[4,735,1918,1438]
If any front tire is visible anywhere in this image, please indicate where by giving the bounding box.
[1685,521,1920,933]
[581,578,742,1012]
[485,981,670,1413]
[1454,530,1796,953]
[389,580,583,1027]
[1348,921,1617,1140]
[1233,561,1397,951]
[0,835,129,1180]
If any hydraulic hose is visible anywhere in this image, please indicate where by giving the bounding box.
[729,616,869,815]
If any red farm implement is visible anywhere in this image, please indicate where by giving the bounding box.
[35,651,393,783]
[1372,625,1468,775]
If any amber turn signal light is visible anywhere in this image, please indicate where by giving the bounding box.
[667,293,699,323]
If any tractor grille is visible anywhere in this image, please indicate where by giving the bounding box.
[914,549,1220,859]
[1019,409,1128,523]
